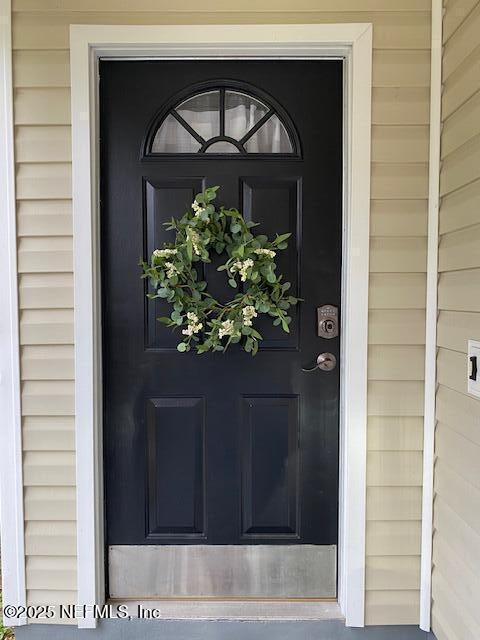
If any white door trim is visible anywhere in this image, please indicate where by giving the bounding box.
[0,0,27,627]
[70,23,372,629]
[420,0,443,632]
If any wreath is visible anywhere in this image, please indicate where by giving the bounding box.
[141,186,299,355]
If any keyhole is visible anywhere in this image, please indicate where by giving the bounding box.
[323,320,335,333]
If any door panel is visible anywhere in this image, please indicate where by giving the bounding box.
[144,179,204,350]
[241,395,299,538]
[242,177,300,349]
[101,60,342,597]
[146,397,206,540]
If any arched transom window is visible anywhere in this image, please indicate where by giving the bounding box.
[147,86,298,155]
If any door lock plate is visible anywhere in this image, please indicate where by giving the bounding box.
[317,305,338,339]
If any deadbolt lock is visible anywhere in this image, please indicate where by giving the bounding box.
[317,305,339,339]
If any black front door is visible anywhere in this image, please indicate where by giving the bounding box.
[101,60,342,598]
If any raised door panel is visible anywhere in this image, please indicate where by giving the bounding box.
[144,178,204,349]
[241,395,299,539]
[146,397,206,540]
[241,177,301,350]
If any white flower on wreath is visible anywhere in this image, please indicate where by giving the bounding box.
[182,311,203,337]
[191,200,205,215]
[192,200,210,224]
[164,262,178,279]
[187,229,202,256]
[153,248,177,259]
[254,248,276,259]
[218,319,237,339]
[242,305,258,327]
[232,258,254,282]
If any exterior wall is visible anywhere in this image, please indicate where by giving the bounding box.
[11,0,431,625]
[431,2,480,639]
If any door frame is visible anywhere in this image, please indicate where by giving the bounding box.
[70,23,372,629]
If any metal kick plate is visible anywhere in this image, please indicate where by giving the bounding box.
[109,544,337,599]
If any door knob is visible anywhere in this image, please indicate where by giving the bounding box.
[302,352,337,373]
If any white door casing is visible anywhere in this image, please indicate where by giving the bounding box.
[69,24,372,629]
[0,0,27,626]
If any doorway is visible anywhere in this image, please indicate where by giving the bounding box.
[100,60,343,599]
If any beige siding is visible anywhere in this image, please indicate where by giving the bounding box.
[11,1,430,623]
[432,3,480,640]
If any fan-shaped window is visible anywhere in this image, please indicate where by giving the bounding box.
[148,86,297,156]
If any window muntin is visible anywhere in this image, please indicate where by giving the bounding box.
[176,90,220,141]
[151,113,202,153]
[150,87,296,155]
[224,90,269,141]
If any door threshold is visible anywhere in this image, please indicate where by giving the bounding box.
[108,598,343,621]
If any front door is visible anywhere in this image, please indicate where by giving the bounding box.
[100,60,342,599]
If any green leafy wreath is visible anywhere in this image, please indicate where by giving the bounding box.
[141,186,299,355]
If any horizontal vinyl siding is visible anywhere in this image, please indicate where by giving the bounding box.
[11,2,430,624]
[432,3,480,640]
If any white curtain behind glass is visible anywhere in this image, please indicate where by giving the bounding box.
[151,89,293,154]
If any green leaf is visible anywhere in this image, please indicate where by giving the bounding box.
[260,265,271,278]
[274,233,291,244]
[206,186,219,201]
[273,317,282,326]
[228,278,237,288]
[196,343,209,354]
[177,342,187,352]
[266,271,277,284]
[157,288,169,298]
[157,317,172,325]
[231,223,241,234]
[196,339,213,354]
[186,239,193,261]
